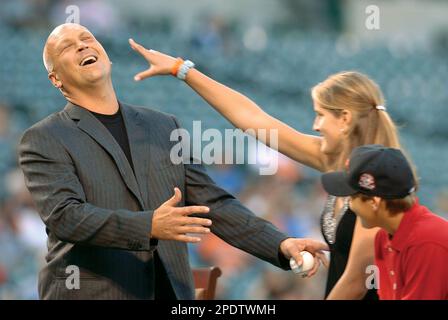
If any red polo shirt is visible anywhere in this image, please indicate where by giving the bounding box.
[375,200,448,300]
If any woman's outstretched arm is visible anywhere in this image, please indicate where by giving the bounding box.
[129,39,326,172]
[326,218,379,300]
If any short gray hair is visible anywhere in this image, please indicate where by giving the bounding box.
[42,44,53,73]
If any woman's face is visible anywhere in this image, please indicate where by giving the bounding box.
[312,102,345,155]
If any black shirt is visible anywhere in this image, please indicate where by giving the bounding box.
[91,106,177,300]
[321,208,378,300]
[90,108,134,170]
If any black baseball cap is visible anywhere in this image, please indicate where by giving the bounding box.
[321,145,416,199]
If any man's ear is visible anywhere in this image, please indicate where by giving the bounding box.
[48,72,62,89]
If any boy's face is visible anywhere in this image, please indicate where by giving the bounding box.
[349,196,381,229]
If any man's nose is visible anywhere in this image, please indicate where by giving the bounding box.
[76,41,89,52]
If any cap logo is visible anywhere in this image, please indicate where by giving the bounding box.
[359,173,376,190]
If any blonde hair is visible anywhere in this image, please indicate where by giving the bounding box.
[311,71,419,185]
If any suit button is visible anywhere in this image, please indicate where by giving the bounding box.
[127,240,136,249]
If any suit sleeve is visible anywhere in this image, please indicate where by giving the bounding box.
[170,116,290,269]
[400,243,448,300]
[18,126,155,251]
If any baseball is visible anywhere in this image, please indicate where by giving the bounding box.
[290,251,315,275]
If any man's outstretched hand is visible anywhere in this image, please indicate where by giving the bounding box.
[280,238,329,277]
[129,38,178,81]
[151,187,212,243]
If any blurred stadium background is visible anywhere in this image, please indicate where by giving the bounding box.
[1,0,448,299]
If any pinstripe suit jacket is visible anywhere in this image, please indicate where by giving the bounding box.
[18,101,289,300]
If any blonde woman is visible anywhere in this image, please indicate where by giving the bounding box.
[129,39,417,299]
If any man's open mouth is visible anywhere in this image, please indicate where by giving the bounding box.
[79,55,98,66]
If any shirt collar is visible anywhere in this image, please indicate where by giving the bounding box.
[389,198,423,252]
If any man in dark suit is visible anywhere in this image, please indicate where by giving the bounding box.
[18,23,328,299]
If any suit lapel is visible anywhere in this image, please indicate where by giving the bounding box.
[64,102,146,210]
[120,103,151,210]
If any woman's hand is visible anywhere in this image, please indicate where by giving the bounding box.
[308,251,329,278]
[129,38,178,81]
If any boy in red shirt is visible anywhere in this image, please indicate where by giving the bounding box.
[322,144,448,300]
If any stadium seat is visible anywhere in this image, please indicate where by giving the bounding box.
[192,266,222,300]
